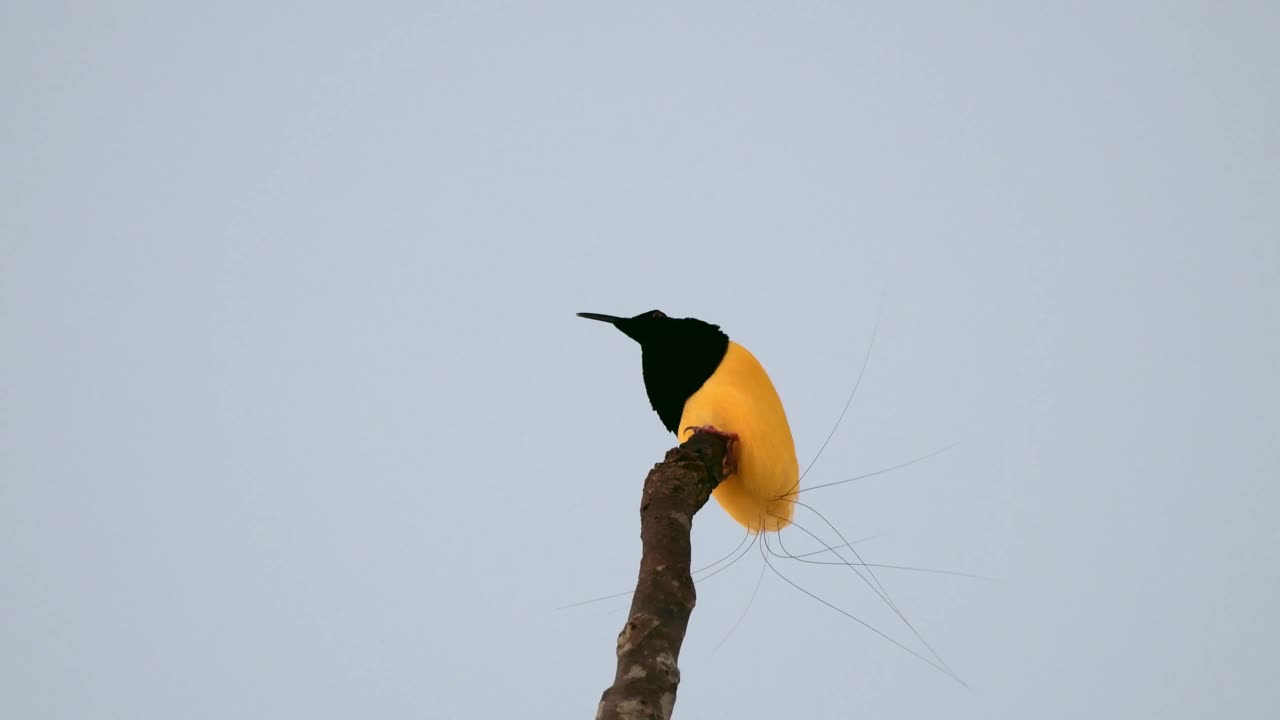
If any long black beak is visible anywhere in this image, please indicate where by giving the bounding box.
[576,312,624,324]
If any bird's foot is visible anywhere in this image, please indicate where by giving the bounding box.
[683,425,739,477]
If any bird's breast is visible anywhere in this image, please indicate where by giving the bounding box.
[678,341,799,532]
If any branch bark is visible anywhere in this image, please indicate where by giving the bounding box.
[596,430,729,720]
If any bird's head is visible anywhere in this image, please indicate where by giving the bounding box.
[576,309,725,351]
[577,308,730,432]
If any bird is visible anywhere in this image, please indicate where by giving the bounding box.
[578,309,798,533]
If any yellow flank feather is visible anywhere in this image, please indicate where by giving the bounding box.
[677,341,798,533]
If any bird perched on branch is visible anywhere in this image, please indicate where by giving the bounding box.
[578,309,798,533]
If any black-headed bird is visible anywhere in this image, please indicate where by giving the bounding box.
[578,309,798,533]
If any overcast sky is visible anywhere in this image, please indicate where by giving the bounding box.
[3,2,1278,719]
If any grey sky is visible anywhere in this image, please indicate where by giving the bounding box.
[3,2,1278,718]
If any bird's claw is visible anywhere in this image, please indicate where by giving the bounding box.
[683,425,739,477]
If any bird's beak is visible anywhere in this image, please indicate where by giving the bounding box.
[576,312,625,324]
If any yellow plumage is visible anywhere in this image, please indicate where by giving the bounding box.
[677,341,798,533]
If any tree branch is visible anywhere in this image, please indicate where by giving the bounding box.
[596,430,729,720]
